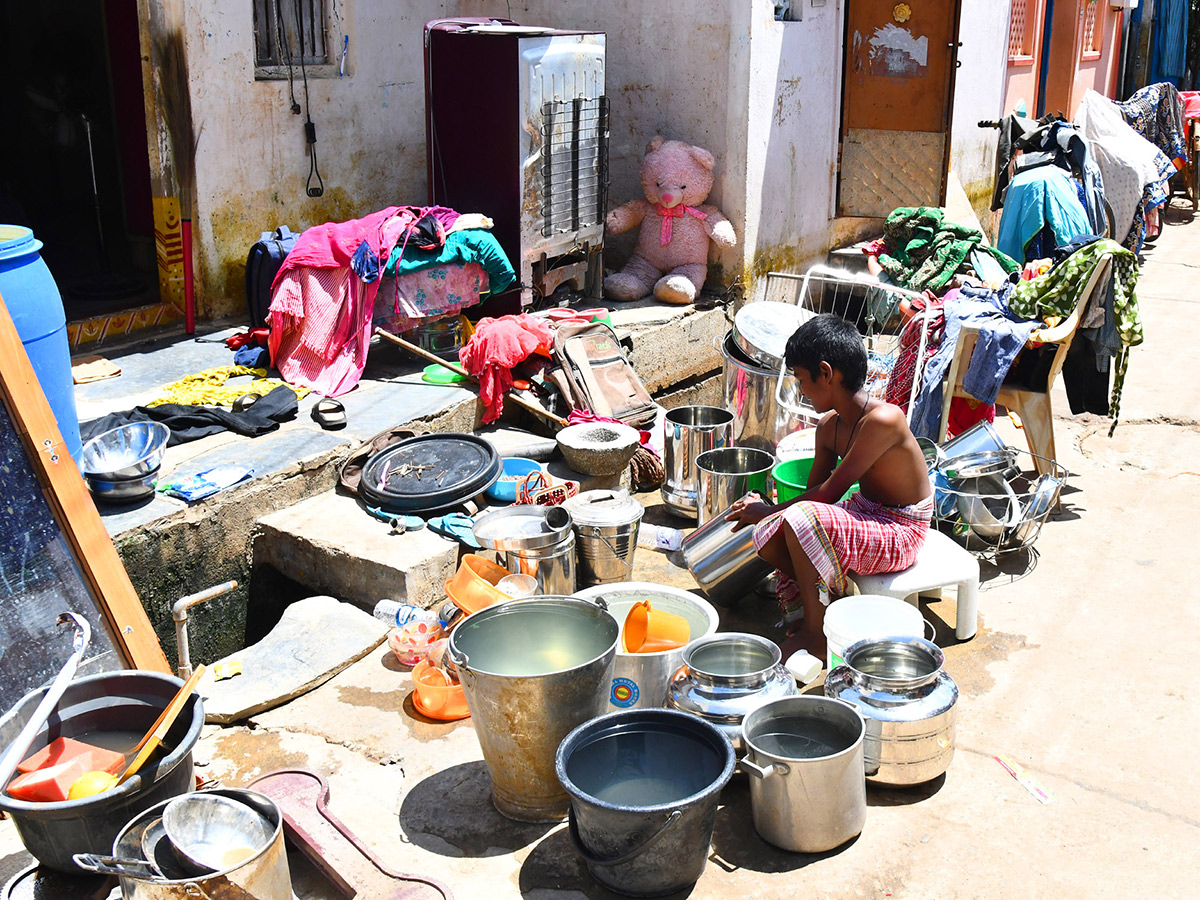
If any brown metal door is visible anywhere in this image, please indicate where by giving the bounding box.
[838,0,963,218]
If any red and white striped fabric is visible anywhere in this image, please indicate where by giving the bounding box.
[753,492,932,600]
[268,266,378,397]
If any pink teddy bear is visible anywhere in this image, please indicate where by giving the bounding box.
[603,137,737,304]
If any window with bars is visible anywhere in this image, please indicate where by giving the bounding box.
[253,0,330,75]
[1080,0,1104,60]
[1008,0,1037,62]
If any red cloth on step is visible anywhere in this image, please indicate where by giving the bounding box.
[459,315,553,423]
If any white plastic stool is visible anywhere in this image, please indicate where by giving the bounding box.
[848,529,981,640]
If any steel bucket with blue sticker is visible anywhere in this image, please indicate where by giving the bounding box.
[574,583,720,710]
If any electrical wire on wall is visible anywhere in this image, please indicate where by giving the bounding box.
[275,0,324,197]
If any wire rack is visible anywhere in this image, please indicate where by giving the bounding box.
[764,264,935,425]
[931,448,1068,559]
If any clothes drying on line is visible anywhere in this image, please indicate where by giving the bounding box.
[996,167,1092,265]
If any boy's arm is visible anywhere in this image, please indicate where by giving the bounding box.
[807,405,904,502]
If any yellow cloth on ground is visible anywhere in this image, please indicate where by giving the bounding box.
[146,365,310,408]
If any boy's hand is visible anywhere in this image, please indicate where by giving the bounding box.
[725,492,774,531]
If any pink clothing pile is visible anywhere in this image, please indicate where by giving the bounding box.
[458,315,553,423]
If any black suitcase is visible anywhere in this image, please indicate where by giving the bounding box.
[244,226,297,328]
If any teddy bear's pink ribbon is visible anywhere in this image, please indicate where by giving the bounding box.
[655,203,707,246]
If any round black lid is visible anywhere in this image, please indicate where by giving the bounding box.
[359,434,501,514]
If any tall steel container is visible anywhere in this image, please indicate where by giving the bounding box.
[719,330,815,453]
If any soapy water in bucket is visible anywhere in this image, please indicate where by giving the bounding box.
[565,730,725,807]
[749,716,856,759]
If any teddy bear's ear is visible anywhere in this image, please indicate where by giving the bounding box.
[688,145,716,170]
[646,135,665,154]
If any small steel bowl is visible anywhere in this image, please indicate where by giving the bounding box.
[162,793,275,874]
[1002,473,1063,548]
[85,466,160,504]
[940,447,1019,480]
[82,422,171,479]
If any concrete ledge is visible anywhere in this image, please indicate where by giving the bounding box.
[609,301,727,394]
[253,490,461,611]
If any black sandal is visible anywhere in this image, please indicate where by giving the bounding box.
[311,397,347,430]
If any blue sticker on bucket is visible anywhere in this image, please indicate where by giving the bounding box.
[610,677,639,708]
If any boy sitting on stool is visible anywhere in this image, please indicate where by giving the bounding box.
[727,314,933,660]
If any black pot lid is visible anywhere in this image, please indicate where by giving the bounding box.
[360,434,501,514]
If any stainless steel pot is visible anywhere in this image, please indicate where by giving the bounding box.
[680,493,772,607]
[504,530,577,595]
[719,331,815,453]
[472,504,574,552]
[74,789,291,899]
[661,406,734,518]
[695,447,775,526]
[666,633,797,750]
[739,696,866,853]
[563,490,643,586]
[447,595,619,822]
[824,636,958,786]
[732,301,813,368]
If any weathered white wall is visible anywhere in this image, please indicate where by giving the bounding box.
[178,0,1010,317]
[949,0,1012,229]
[184,0,444,315]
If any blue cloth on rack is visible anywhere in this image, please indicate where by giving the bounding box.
[384,230,516,296]
[909,287,1039,439]
[996,167,1092,264]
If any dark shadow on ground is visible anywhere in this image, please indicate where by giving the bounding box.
[399,761,555,857]
[866,773,947,806]
[520,825,698,899]
[708,775,860,873]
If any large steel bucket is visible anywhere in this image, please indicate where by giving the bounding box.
[719,330,815,453]
[574,583,720,710]
[740,695,866,853]
[661,406,734,518]
[447,596,619,822]
[695,446,776,526]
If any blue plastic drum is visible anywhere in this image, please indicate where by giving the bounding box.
[0,226,82,464]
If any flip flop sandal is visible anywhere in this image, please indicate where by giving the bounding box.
[427,512,481,549]
[232,393,259,413]
[312,397,347,430]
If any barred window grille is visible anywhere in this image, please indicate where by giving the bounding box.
[540,98,610,238]
[1008,0,1034,59]
[253,0,328,67]
[1081,0,1102,56]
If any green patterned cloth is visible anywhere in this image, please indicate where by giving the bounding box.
[1009,239,1142,435]
[878,207,1019,293]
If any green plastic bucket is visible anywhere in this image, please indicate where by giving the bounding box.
[773,456,858,503]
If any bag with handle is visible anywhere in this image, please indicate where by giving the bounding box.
[545,321,658,428]
[245,226,298,328]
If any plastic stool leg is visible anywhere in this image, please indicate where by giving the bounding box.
[955,576,980,641]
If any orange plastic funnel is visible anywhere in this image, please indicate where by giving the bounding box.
[622,600,690,653]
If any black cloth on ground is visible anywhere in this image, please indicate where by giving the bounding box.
[81,385,299,446]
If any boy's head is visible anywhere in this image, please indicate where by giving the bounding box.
[784,314,867,393]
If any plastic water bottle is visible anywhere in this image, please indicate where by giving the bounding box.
[637,523,683,552]
[373,599,437,628]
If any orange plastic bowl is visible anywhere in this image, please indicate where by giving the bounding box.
[411,659,470,720]
[445,554,511,614]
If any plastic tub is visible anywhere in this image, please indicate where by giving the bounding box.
[485,457,543,503]
[445,554,511,615]
[0,671,204,872]
[772,456,859,503]
[822,594,927,670]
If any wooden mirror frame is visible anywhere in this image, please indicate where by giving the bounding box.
[0,290,169,673]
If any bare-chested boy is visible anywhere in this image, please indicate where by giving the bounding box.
[727,314,933,661]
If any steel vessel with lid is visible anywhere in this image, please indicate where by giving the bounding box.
[667,632,797,749]
[824,635,958,786]
[732,301,815,368]
[562,490,644,585]
[473,505,577,594]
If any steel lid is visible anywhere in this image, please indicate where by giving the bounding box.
[359,434,501,514]
[472,504,574,551]
[562,489,644,527]
[732,302,815,367]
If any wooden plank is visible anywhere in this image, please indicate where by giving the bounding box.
[0,289,169,674]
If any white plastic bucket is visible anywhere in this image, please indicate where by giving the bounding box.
[823,594,927,670]
[574,583,720,710]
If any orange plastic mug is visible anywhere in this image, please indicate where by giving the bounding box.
[622,600,690,653]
